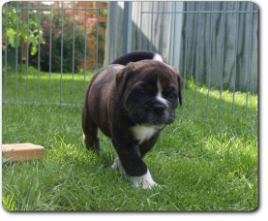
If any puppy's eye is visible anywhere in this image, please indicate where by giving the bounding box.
[137,89,146,96]
[168,93,176,100]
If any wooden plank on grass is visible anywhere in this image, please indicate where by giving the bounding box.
[2,143,45,162]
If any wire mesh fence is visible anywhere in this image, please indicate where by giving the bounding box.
[2,1,105,107]
[2,1,258,121]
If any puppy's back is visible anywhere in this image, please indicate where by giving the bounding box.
[112,51,163,66]
[88,64,124,94]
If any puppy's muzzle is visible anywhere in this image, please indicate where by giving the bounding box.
[151,103,166,115]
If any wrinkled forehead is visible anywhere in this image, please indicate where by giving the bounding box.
[131,63,178,89]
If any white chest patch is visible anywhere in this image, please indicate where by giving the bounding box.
[131,125,157,144]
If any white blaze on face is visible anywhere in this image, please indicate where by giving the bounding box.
[156,80,168,106]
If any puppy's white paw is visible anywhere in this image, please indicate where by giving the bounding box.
[111,157,126,175]
[132,169,158,189]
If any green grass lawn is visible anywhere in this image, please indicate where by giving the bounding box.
[2,66,258,211]
[2,65,94,105]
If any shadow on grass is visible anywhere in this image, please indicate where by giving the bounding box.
[177,80,257,122]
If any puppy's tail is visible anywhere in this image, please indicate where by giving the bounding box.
[111,50,163,66]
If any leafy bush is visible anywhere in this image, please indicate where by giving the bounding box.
[31,12,93,73]
[100,8,108,16]
[2,3,43,56]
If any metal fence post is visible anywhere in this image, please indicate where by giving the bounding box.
[245,2,254,121]
[150,2,154,52]
[95,1,100,71]
[122,1,132,55]
[219,2,227,120]
[114,2,118,60]
[4,3,8,102]
[232,2,240,118]
[139,2,142,50]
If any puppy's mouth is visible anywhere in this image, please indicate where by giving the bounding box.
[140,123,165,129]
[131,111,175,128]
[130,101,175,127]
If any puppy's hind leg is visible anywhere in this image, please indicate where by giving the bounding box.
[82,105,100,154]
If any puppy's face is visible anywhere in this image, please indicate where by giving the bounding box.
[116,60,183,128]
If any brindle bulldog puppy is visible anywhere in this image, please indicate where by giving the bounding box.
[82,52,183,189]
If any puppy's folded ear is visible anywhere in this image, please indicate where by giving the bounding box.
[116,64,133,100]
[115,68,125,100]
[173,67,183,105]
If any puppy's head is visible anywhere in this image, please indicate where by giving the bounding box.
[116,60,183,128]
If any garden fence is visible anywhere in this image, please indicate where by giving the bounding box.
[2,1,258,121]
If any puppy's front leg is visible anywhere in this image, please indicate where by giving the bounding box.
[111,139,157,189]
[111,157,126,174]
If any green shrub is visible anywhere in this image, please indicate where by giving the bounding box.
[31,12,92,73]
[2,2,44,57]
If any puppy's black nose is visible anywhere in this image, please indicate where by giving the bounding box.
[152,103,166,114]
